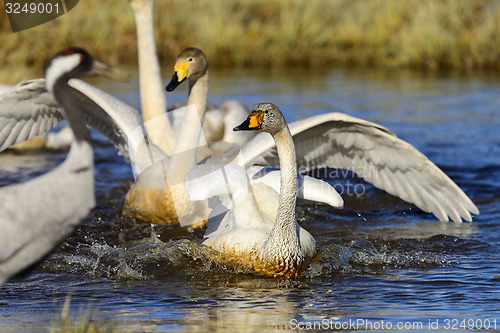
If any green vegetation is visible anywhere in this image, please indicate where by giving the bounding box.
[1,0,500,82]
[49,296,126,333]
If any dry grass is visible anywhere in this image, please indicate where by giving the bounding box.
[1,0,500,82]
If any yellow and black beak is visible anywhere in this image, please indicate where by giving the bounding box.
[166,61,188,91]
[233,111,265,131]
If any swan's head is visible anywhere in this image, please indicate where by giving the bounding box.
[166,47,208,91]
[233,103,286,135]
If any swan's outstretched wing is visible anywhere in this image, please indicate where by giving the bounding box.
[240,112,479,222]
[0,78,133,154]
[0,79,166,163]
[0,79,63,152]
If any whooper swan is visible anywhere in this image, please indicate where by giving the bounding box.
[191,103,317,278]
[166,47,257,149]
[123,48,342,225]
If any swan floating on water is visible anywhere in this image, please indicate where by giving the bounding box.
[122,47,256,223]
[190,103,317,278]
[0,48,118,286]
[124,47,342,226]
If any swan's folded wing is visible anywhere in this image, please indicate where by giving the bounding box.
[240,113,479,222]
[0,79,63,152]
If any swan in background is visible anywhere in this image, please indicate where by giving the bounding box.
[128,0,174,154]
[166,47,257,149]
[187,103,317,278]
[0,48,118,286]
[123,47,342,225]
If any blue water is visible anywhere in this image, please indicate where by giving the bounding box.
[0,68,499,332]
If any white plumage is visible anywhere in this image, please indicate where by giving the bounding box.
[187,103,318,278]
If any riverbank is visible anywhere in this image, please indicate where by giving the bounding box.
[1,0,499,83]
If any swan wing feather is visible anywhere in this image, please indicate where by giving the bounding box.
[0,79,63,152]
[241,112,478,222]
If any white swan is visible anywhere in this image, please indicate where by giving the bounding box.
[121,3,259,223]
[166,47,257,149]
[124,47,342,225]
[187,103,317,278]
[0,48,117,285]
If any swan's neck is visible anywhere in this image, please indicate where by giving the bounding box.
[164,71,210,217]
[187,70,209,119]
[267,126,299,251]
[132,0,174,154]
[167,70,210,179]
